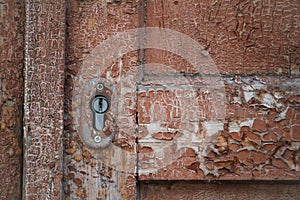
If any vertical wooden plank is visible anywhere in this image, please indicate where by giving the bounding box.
[23,0,66,199]
[63,1,139,199]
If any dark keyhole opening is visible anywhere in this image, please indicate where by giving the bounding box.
[98,98,103,111]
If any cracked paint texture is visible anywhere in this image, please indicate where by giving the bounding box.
[64,0,299,199]
[145,0,300,75]
[23,0,66,199]
[63,0,139,199]
[138,76,300,180]
[7,0,298,199]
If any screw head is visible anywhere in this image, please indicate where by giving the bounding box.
[94,135,102,143]
[97,84,104,91]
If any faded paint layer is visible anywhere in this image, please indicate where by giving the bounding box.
[137,0,300,182]
[145,0,300,75]
[138,76,300,180]
[23,0,66,199]
[140,182,300,200]
[63,0,139,199]
[5,0,298,199]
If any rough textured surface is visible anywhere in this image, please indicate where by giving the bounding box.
[0,0,24,199]
[63,0,139,199]
[145,0,300,75]
[62,0,300,199]
[138,76,300,180]
[137,0,300,182]
[140,182,300,200]
[1,0,297,199]
[23,0,66,199]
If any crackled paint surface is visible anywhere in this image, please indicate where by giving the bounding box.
[64,0,299,199]
[145,0,300,75]
[23,0,66,199]
[137,0,300,182]
[0,0,298,199]
[138,76,300,180]
[63,0,140,199]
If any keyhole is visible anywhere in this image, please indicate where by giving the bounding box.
[92,96,109,114]
[91,95,109,131]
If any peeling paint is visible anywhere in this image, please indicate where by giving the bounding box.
[203,121,224,137]
[10,0,300,199]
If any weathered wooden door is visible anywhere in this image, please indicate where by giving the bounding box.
[16,0,300,199]
[62,0,300,199]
